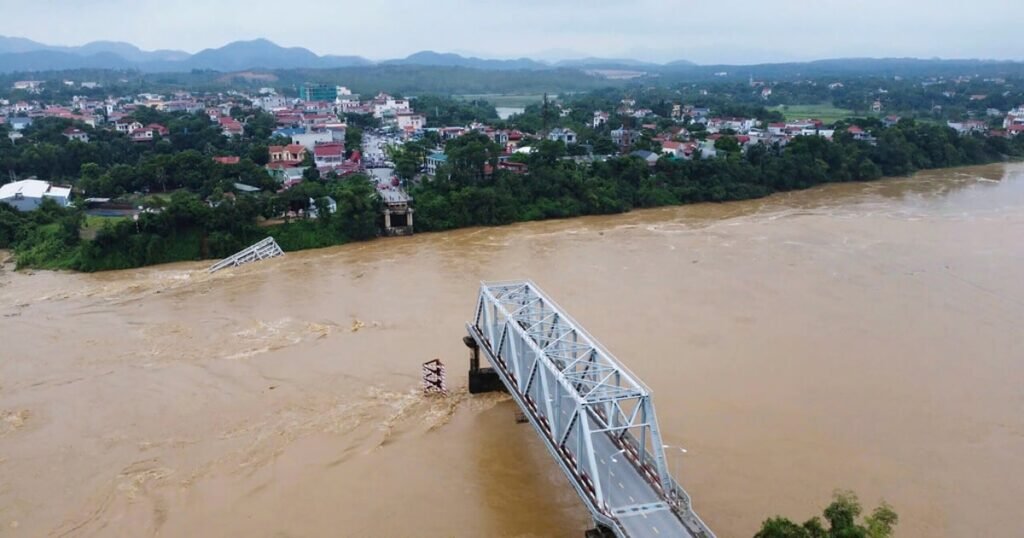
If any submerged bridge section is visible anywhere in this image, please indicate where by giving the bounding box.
[465,280,714,538]
[208,237,284,273]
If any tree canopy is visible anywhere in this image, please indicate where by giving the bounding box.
[754,490,898,538]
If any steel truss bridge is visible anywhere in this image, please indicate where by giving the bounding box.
[465,280,714,538]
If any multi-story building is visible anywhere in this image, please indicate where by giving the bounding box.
[299,84,338,103]
[396,112,426,131]
[371,92,410,119]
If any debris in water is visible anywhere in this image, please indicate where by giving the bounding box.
[1,410,31,436]
[350,319,365,332]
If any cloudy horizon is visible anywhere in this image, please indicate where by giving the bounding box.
[1,0,1020,64]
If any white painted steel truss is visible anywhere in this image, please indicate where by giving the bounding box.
[468,280,713,537]
[208,237,284,273]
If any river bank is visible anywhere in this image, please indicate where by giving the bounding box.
[7,151,1023,274]
[1,162,1022,536]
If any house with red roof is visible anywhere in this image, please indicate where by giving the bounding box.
[1002,107,1024,131]
[313,142,345,167]
[846,125,876,142]
[115,118,143,134]
[498,161,528,174]
[131,128,157,142]
[302,113,335,128]
[218,116,244,137]
[63,128,89,143]
[269,144,307,166]
[319,160,362,177]
[275,112,303,127]
[213,156,240,165]
[660,140,688,158]
[882,115,902,128]
[129,124,168,142]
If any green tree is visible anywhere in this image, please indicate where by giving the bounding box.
[714,136,742,155]
[345,126,363,157]
[754,490,897,538]
[444,132,501,185]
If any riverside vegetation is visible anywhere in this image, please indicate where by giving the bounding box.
[2,88,1024,271]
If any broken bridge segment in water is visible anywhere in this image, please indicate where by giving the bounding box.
[208,237,284,273]
[464,280,715,538]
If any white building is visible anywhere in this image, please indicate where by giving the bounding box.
[12,80,43,91]
[426,152,448,176]
[547,128,577,145]
[707,117,756,134]
[0,179,72,211]
[371,93,410,118]
[291,131,334,150]
[1003,106,1024,129]
[115,119,143,134]
[63,128,90,143]
[947,120,988,135]
[396,112,426,131]
[308,196,337,219]
[253,96,289,111]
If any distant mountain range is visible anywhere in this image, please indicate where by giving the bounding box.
[0,36,1018,78]
[0,36,692,73]
[0,37,374,73]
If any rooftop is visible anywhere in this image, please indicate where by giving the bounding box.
[0,179,71,201]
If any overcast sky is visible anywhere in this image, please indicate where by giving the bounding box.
[2,0,1020,64]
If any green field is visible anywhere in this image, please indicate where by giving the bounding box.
[453,94,548,107]
[80,215,128,240]
[773,104,857,123]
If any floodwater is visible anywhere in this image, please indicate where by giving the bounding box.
[2,163,1023,537]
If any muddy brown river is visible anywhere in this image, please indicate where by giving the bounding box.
[1,163,1023,537]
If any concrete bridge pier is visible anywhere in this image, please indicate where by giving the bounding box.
[463,335,505,394]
